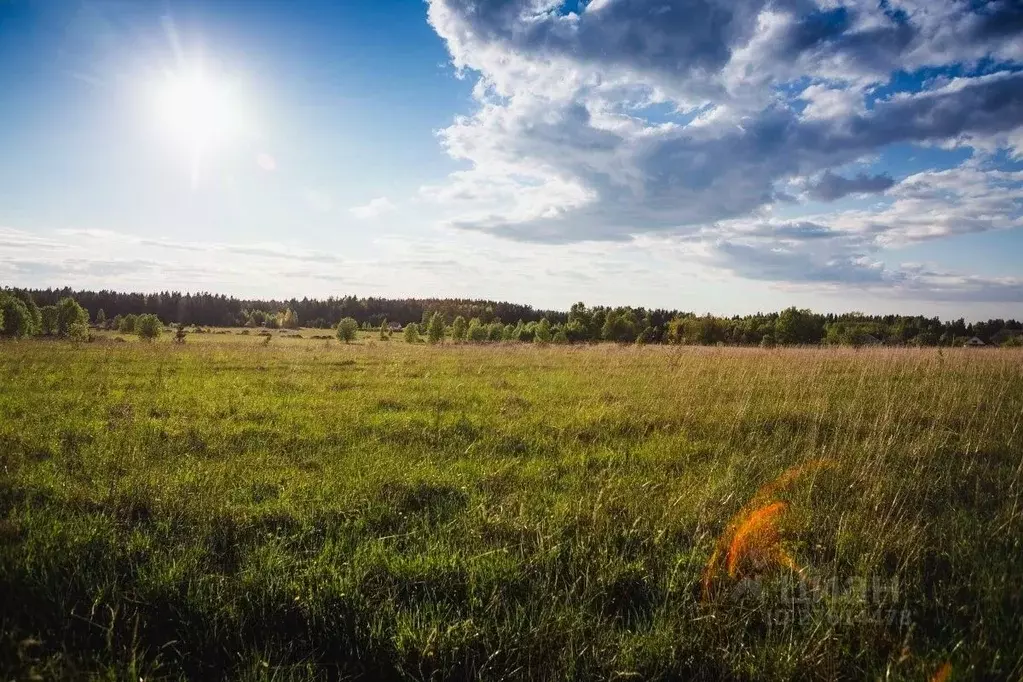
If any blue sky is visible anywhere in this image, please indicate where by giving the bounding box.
[2,0,1022,319]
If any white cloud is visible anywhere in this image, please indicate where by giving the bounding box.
[419,0,1023,301]
[349,197,397,219]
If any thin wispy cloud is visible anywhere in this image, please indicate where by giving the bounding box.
[349,197,397,219]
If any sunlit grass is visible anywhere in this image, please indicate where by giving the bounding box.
[1,335,1021,679]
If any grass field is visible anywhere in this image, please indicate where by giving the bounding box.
[1,333,1021,680]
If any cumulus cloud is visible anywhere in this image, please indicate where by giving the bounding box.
[349,197,396,219]
[691,163,1023,300]
[421,0,1023,301]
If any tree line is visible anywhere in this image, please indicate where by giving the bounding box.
[0,289,163,342]
[7,287,1021,348]
[22,288,565,329]
[365,306,1023,348]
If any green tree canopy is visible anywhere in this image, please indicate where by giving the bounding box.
[534,318,553,343]
[40,306,58,336]
[336,317,359,343]
[776,307,824,345]
[56,298,89,337]
[11,290,41,335]
[450,316,468,342]
[135,314,163,341]
[467,318,487,343]
[427,312,446,344]
[0,293,33,338]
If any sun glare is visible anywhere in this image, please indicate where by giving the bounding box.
[151,64,243,184]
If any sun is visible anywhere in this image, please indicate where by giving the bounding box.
[151,64,243,184]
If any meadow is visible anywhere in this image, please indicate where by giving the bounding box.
[1,331,1021,680]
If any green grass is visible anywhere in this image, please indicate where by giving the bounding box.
[1,334,1021,680]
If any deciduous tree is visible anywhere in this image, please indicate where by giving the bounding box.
[427,312,446,344]
[56,298,89,337]
[450,316,468,342]
[135,314,163,341]
[336,317,359,343]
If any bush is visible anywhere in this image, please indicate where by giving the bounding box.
[56,298,89,337]
[403,322,421,344]
[119,313,138,333]
[68,320,91,343]
[135,314,163,341]
[8,290,41,335]
[427,312,445,344]
[450,316,467,342]
[467,318,487,343]
[40,306,58,335]
[278,308,300,329]
[336,317,359,344]
[534,318,553,344]
[0,293,33,338]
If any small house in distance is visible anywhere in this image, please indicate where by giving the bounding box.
[387,321,403,332]
[965,336,985,347]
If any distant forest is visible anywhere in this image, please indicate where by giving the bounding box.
[8,286,1023,347]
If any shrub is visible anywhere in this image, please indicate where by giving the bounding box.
[56,298,89,337]
[278,308,300,329]
[427,312,446,344]
[7,290,41,335]
[135,314,163,341]
[403,322,420,344]
[467,318,487,343]
[336,317,359,343]
[379,319,390,341]
[68,320,91,343]
[534,318,553,344]
[0,293,33,338]
[601,310,638,343]
[40,306,58,335]
[636,326,656,345]
[119,313,138,333]
[450,316,467,342]
[487,322,504,342]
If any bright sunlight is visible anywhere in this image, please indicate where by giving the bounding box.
[151,64,243,184]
